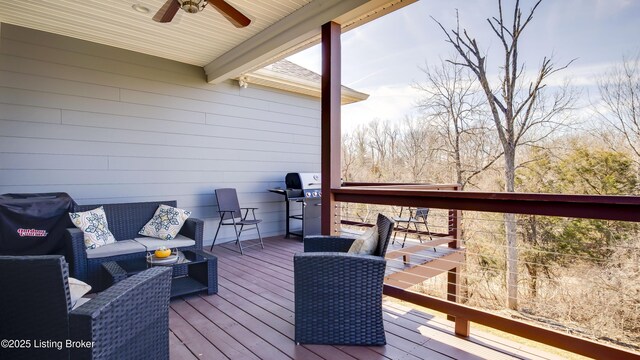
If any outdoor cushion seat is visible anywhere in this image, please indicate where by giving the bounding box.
[65,200,203,291]
[134,234,196,251]
[85,239,147,259]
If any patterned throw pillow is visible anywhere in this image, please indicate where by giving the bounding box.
[347,225,379,255]
[138,204,191,240]
[69,206,116,249]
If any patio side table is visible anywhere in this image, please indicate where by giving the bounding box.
[103,249,218,298]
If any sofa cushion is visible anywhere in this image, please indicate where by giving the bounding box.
[348,225,379,255]
[138,204,191,240]
[85,240,147,259]
[134,234,195,251]
[69,206,116,249]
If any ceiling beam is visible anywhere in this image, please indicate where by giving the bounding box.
[204,0,368,84]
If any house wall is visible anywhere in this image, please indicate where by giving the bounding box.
[0,23,320,245]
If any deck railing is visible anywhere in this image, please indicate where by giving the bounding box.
[334,183,640,360]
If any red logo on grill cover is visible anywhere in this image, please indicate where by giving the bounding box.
[17,228,48,237]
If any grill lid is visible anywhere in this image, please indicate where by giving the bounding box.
[285,172,321,198]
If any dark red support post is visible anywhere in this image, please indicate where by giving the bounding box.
[447,185,469,335]
[321,21,341,235]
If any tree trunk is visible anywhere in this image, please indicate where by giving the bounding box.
[455,143,463,189]
[525,262,538,298]
[504,147,518,309]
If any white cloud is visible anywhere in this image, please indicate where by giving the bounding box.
[342,85,422,133]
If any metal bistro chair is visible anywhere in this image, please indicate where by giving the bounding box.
[210,188,264,255]
[392,207,433,248]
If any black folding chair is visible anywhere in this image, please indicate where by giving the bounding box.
[210,188,263,254]
[392,207,433,248]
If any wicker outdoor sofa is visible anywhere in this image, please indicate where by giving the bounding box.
[0,255,172,360]
[65,200,204,291]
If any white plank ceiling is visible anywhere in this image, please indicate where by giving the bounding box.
[0,0,311,66]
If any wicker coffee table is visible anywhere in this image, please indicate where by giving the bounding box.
[103,249,217,298]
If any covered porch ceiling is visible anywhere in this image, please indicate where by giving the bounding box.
[0,0,415,84]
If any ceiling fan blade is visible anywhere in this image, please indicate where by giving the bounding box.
[207,0,251,28]
[153,0,180,23]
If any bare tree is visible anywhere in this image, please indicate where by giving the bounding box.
[595,53,640,163]
[414,57,502,189]
[367,120,387,178]
[433,0,575,309]
[384,122,402,180]
[397,116,440,182]
[342,133,357,182]
[342,125,373,182]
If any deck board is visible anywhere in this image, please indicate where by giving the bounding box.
[169,308,228,359]
[185,296,288,360]
[168,235,563,360]
[172,299,261,360]
[169,331,198,360]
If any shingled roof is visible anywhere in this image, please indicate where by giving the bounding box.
[241,59,369,105]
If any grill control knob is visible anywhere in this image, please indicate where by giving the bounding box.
[312,191,318,197]
[306,192,311,197]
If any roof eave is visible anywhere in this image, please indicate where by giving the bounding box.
[240,69,369,105]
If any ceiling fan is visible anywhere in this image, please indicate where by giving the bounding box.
[153,0,251,28]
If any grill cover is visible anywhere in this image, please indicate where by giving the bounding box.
[0,193,76,256]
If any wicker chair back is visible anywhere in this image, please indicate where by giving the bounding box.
[374,213,395,257]
[0,255,71,360]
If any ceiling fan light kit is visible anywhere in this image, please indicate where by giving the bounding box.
[177,0,207,14]
[153,0,251,28]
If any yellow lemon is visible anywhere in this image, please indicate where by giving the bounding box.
[155,248,171,258]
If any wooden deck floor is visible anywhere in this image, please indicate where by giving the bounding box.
[168,236,562,360]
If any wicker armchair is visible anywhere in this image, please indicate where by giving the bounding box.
[294,214,395,345]
[0,255,172,360]
[65,200,203,291]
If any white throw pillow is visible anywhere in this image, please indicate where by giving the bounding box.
[68,277,91,308]
[69,206,116,249]
[138,204,191,240]
[348,225,379,255]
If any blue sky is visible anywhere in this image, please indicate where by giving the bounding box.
[287,0,640,132]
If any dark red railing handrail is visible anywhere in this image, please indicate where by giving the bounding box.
[334,186,640,222]
[342,182,460,188]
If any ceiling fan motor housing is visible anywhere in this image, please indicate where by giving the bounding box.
[178,0,207,13]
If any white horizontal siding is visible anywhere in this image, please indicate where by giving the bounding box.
[0,24,320,244]
[0,137,320,164]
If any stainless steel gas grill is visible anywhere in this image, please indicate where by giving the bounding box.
[268,172,322,239]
